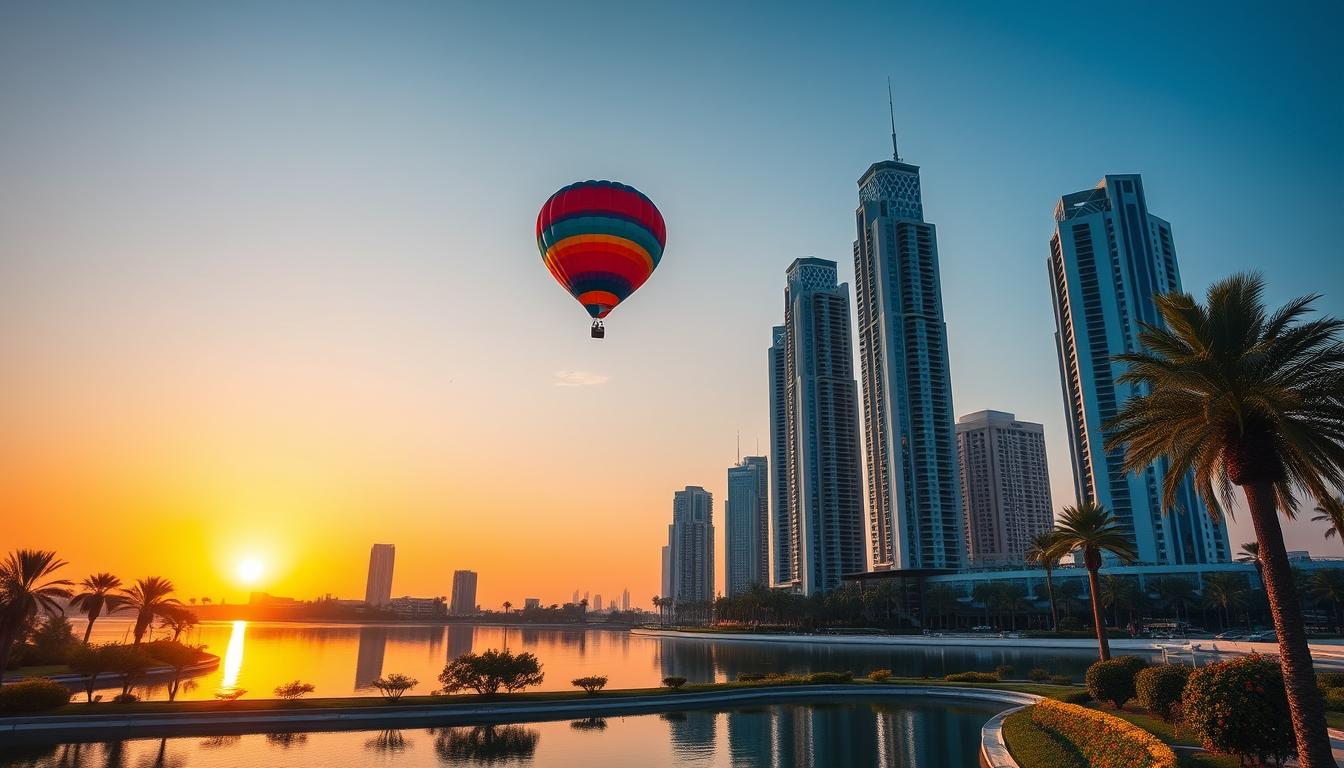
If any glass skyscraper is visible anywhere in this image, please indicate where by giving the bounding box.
[726,455,769,596]
[666,485,715,605]
[767,325,791,586]
[853,156,964,571]
[776,258,866,594]
[1048,174,1229,564]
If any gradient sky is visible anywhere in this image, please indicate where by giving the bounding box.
[2,2,1341,608]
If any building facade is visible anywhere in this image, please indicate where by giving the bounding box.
[768,325,792,586]
[667,486,715,606]
[449,569,478,615]
[725,455,770,596]
[1048,174,1229,564]
[364,543,395,606]
[778,258,867,594]
[955,410,1053,564]
[853,157,964,571]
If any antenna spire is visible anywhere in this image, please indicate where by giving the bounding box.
[736,431,741,463]
[887,77,900,161]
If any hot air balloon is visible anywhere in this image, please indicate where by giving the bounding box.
[536,180,666,339]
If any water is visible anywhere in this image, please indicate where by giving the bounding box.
[0,699,1003,767]
[81,618,1114,701]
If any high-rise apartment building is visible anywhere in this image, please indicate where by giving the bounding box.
[853,146,965,571]
[777,258,866,594]
[1049,174,1228,564]
[955,410,1054,564]
[364,543,395,606]
[621,588,630,611]
[725,455,769,596]
[449,570,478,615]
[666,486,715,605]
[767,325,792,586]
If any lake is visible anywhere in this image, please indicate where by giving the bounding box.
[83,619,1113,701]
[0,699,1005,767]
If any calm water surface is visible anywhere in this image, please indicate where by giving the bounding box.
[0,699,1003,767]
[86,619,1118,701]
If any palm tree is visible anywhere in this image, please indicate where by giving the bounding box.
[1150,576,1197,624]
[1043,502,1137,660]
[1202,572,1250,630]
[1237,541,1261,565]
[0,550,73,682]
[1025,531,1061,631]
[1309,570,1344,635]
[157,605,198,642]
[69,573,124,644]
[922,585,961,630]
[1099,575,1140,629]
[120,577,181,644]
[1311,496,1344,542]
[971,582,996,629]
[502,601,512,614]
[1105,273,1344,766]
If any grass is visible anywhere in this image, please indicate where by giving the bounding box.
[1003,699,1243,768]
[8,665,71,678]
[1001,709,1086,768]
[5,676,1082,718]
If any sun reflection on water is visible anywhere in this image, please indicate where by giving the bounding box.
[220,620,247,690]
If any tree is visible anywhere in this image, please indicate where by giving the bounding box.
[1202,572,1250,630]
[1309,569,1344,635]
[1237,541,1261,565]
[971,583,996,629]
[371,673,417,701]
[1043,502,1137,660]
[1311,496,1344,542]
[1105,273,1344,766]
[922,585,961,630]
[69,643,117,702]
[69,573,124,644]
[1150,576,1197,624]
[104,643,153,699]
[149,641,204,701]
[438,649,544,696]
[120,577,181,644]
[1025,532,1061,631]
[274,680,316,700]
[502,601,512,614]
[1099,575,1142,629]
[0,549,72,683]
[157,605,198,642]
[571,675,608,694]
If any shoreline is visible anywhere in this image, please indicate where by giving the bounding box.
[3,653,221,691]
[0,680,1048,744]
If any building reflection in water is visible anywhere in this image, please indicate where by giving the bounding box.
[446,624,474,661]
[663,709,717,765]
[354,626,388,689]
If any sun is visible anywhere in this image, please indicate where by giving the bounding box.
[236,557,265,585]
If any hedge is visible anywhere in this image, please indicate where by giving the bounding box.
[0,678,72,713]
[1029,699,1177,768]
[944,671,998,683]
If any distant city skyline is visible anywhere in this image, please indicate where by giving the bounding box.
[3,4,1338,605]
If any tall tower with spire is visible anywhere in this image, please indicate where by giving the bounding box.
[853,100,965,571]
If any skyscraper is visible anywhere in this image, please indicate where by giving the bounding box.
[778,258,866,594]
[853,143,965,571]
[594,593,602,612]
[660,545,671,599]
[725,455,769,596]
[450,570,478,615]
[1049,174,1229,564]
[364,543,395,606]
[767,325,792,586]
[955,410,1054,564]
[621,588,630,611]
[667,486,714,606]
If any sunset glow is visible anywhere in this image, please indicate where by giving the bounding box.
[236,558,265,585]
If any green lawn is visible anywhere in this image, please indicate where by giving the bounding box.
[8,665,71,678]
[1002,709,1086,768]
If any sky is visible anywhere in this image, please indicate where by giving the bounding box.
[2,2,1342,608]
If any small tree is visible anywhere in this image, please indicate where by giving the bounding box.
[438,649,544,696]
[662,676,687,689]
[104,644,153,699]
[274,680,316,700]
[1085,656,1147,709]
[372,673,418,701]
[1183,655,1294,767]
[571,675,608,694]
[68,643,117,702]
[1135,664,1191,723]
[145,641,204,702]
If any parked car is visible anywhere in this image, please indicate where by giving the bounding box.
[971,625,994,633]
[1245,630,1278,642]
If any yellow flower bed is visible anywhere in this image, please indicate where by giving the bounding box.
[1029,699,1177,768]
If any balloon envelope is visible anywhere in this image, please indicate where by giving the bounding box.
[536,180,666,319]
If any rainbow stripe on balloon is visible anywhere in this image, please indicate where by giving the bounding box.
[536,180,666,319]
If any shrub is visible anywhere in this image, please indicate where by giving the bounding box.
[867,669,892,682]
[371,674,418,701]
[214,688,247,701]
[662,676,687,689]
[69,643,118,703]
[1027,668,1052,682]
[571,675,608,694]
[0,678,71,713]
[1181,654,1294,767]
[1056,689,1092,705]
[274,680,316,700]
[1318,671,1344,689]
[439,649,543,696]
[737,672,767,682]
[103,644,155,698]
[1325,687,1344,712]
[806,671,852,683]
[944,671,998,683]
[1056,616,1084,631]
[1134,665,1190,722]
[1030,699,1177,768]
[1085,656,1147,709]
[111,693,138,703]
[1049,674,1073,686]
[994,664,1013,680]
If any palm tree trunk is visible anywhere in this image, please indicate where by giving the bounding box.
[83,615,96,644]
[1044,569,1058,632]
[0,629,14,684]
[1245,481,1333,768]
[1086,566,1111,660]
